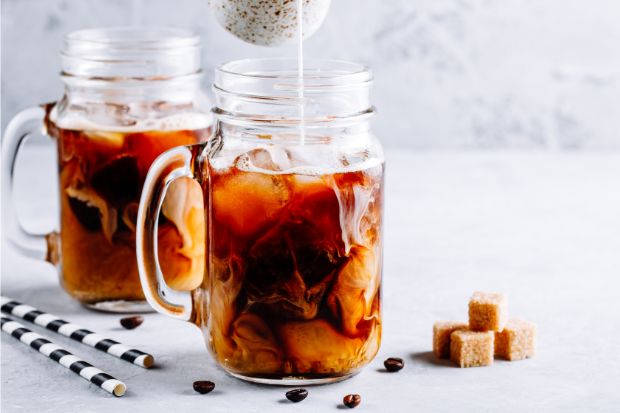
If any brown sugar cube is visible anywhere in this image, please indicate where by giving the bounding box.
[495,318,536,361]
[450,330,494,368]
[433,321,468,358]
[468,291,508,331]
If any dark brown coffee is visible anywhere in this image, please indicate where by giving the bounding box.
[204,157,384,379]
[46,115,210,305]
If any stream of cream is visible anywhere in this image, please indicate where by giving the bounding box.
[297,0,306,145]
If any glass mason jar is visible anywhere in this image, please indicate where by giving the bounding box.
[137,58,384,384]
[2,27,212,312]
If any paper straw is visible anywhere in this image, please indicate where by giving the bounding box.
[1,296,154,368]
[1,316,126,397]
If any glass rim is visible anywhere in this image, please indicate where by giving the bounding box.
[213,58,374,126]
[63,27,200,51]
[60,26,202,80]
[215,58,373,85]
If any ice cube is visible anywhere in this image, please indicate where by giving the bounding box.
[212,168,290,238]
[228,313,282,374]
[339,148,371,169]
[286,144,331,172]
[232,313,280,353]
[125,130,202,174]
[278,319,367,373]
[84,130,125,149]
[235,147,293,173]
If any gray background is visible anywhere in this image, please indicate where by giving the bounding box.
[2,0,620,149]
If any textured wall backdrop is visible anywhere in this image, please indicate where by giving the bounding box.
[2,0,620,149]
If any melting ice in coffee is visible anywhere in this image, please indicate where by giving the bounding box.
[46,108,211,305]
[203,136,384,379]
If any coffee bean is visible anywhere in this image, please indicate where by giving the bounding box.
[120,315,144,330]
[384,357,404,372]
[285,388,308,402]
[343,394,361,408]
[193,380,215,394]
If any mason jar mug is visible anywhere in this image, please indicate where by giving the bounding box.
[137,58,384,384]
[2,27,212,312]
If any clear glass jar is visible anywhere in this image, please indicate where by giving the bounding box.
[137,58,384,384]
[2,27,212,312]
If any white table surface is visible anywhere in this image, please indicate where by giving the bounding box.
[2,148,620,412]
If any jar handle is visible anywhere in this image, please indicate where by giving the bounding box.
[136,144,205,322]
[2,106,59,264]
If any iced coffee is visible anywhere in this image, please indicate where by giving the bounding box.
[46,112,210,306]
[204,146,384,380]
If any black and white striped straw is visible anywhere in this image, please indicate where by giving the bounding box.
[1,296,154,368]
[1,316,126,397]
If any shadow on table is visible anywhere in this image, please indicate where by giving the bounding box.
[410,351,455,367]
[1,284,82,314]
